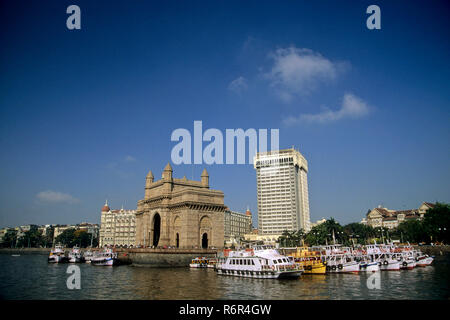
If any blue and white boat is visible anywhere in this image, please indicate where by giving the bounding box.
[91,248,118,266]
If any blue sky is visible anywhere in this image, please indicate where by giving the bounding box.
[0,0,449,228]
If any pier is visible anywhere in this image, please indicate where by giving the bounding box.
[115,248,218,267]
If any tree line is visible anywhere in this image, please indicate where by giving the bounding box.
[0,226,98,248]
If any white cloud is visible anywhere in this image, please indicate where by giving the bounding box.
[36,190,79,204]
[283,93,371,125]
[228,76,248,94]
[124,155,136,162]
[265,46,342,101]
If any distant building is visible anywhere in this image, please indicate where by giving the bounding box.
[418,202,435,217]
[99,200,136,247]
[77,222,100,239]
[310,218,327,228]
[243,232,280,246]
[15,225,38,238]
[0,228,9,244]
[254,148,311,236]
[224,208,253,246]
[364,202,436,229]
[38,226,46,236]
[53,225,77,241]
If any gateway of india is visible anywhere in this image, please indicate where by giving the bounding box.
[135,163,225,249]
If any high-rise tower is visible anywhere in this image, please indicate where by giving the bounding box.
[253,148,311,235]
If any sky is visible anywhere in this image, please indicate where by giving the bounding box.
[0,0,449,228]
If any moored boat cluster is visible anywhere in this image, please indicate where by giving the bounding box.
[190,243,434,279]
[47,244,119,266]
[308,243,434,273]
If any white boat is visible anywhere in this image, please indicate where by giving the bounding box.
[91,248,118,266]
[378,253,401,271]
[400,257,416,270]
[216,245,303,279]
[324,253,360,273]
[397,246,417,270]
[48,244,68,263]
[363,244,401,271]
[83,250,94,263]
[317,245,360,273]
[68,246,84,263]
[357,255,380,272]
[398,251,416,270]
[414,250,434,266]
[416,254,434,267]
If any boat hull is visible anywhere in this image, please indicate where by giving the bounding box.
[189,263,207,268]
[216,268,302,279]
[327,262,360,273]
[91,258,117,266]
[302,264,326,274]
[48,255,68,263]
[416,257,433,267]
[380,261,401,271]
[400,260,416,270]
[69,257,84,263]
[360,262,380,272]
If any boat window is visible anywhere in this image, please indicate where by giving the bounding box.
[251,260,255,265]
[278,259,283,263]
[273,260,277,264]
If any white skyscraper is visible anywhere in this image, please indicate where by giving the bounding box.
[253,148,311,235]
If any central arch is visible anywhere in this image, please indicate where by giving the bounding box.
[202,233,208,249]
[152,213,161,247]
[199,216,212,249]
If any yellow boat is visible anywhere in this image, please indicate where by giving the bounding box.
[288,247,326,274]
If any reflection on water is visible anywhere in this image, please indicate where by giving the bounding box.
[0,254,448,300]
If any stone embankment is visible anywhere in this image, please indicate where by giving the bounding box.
[413,245,450,256]
[0,247,218,267]
[115,248,217,267]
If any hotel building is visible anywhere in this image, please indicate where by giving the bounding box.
[99,200,137,247]
[254,148,311,236]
